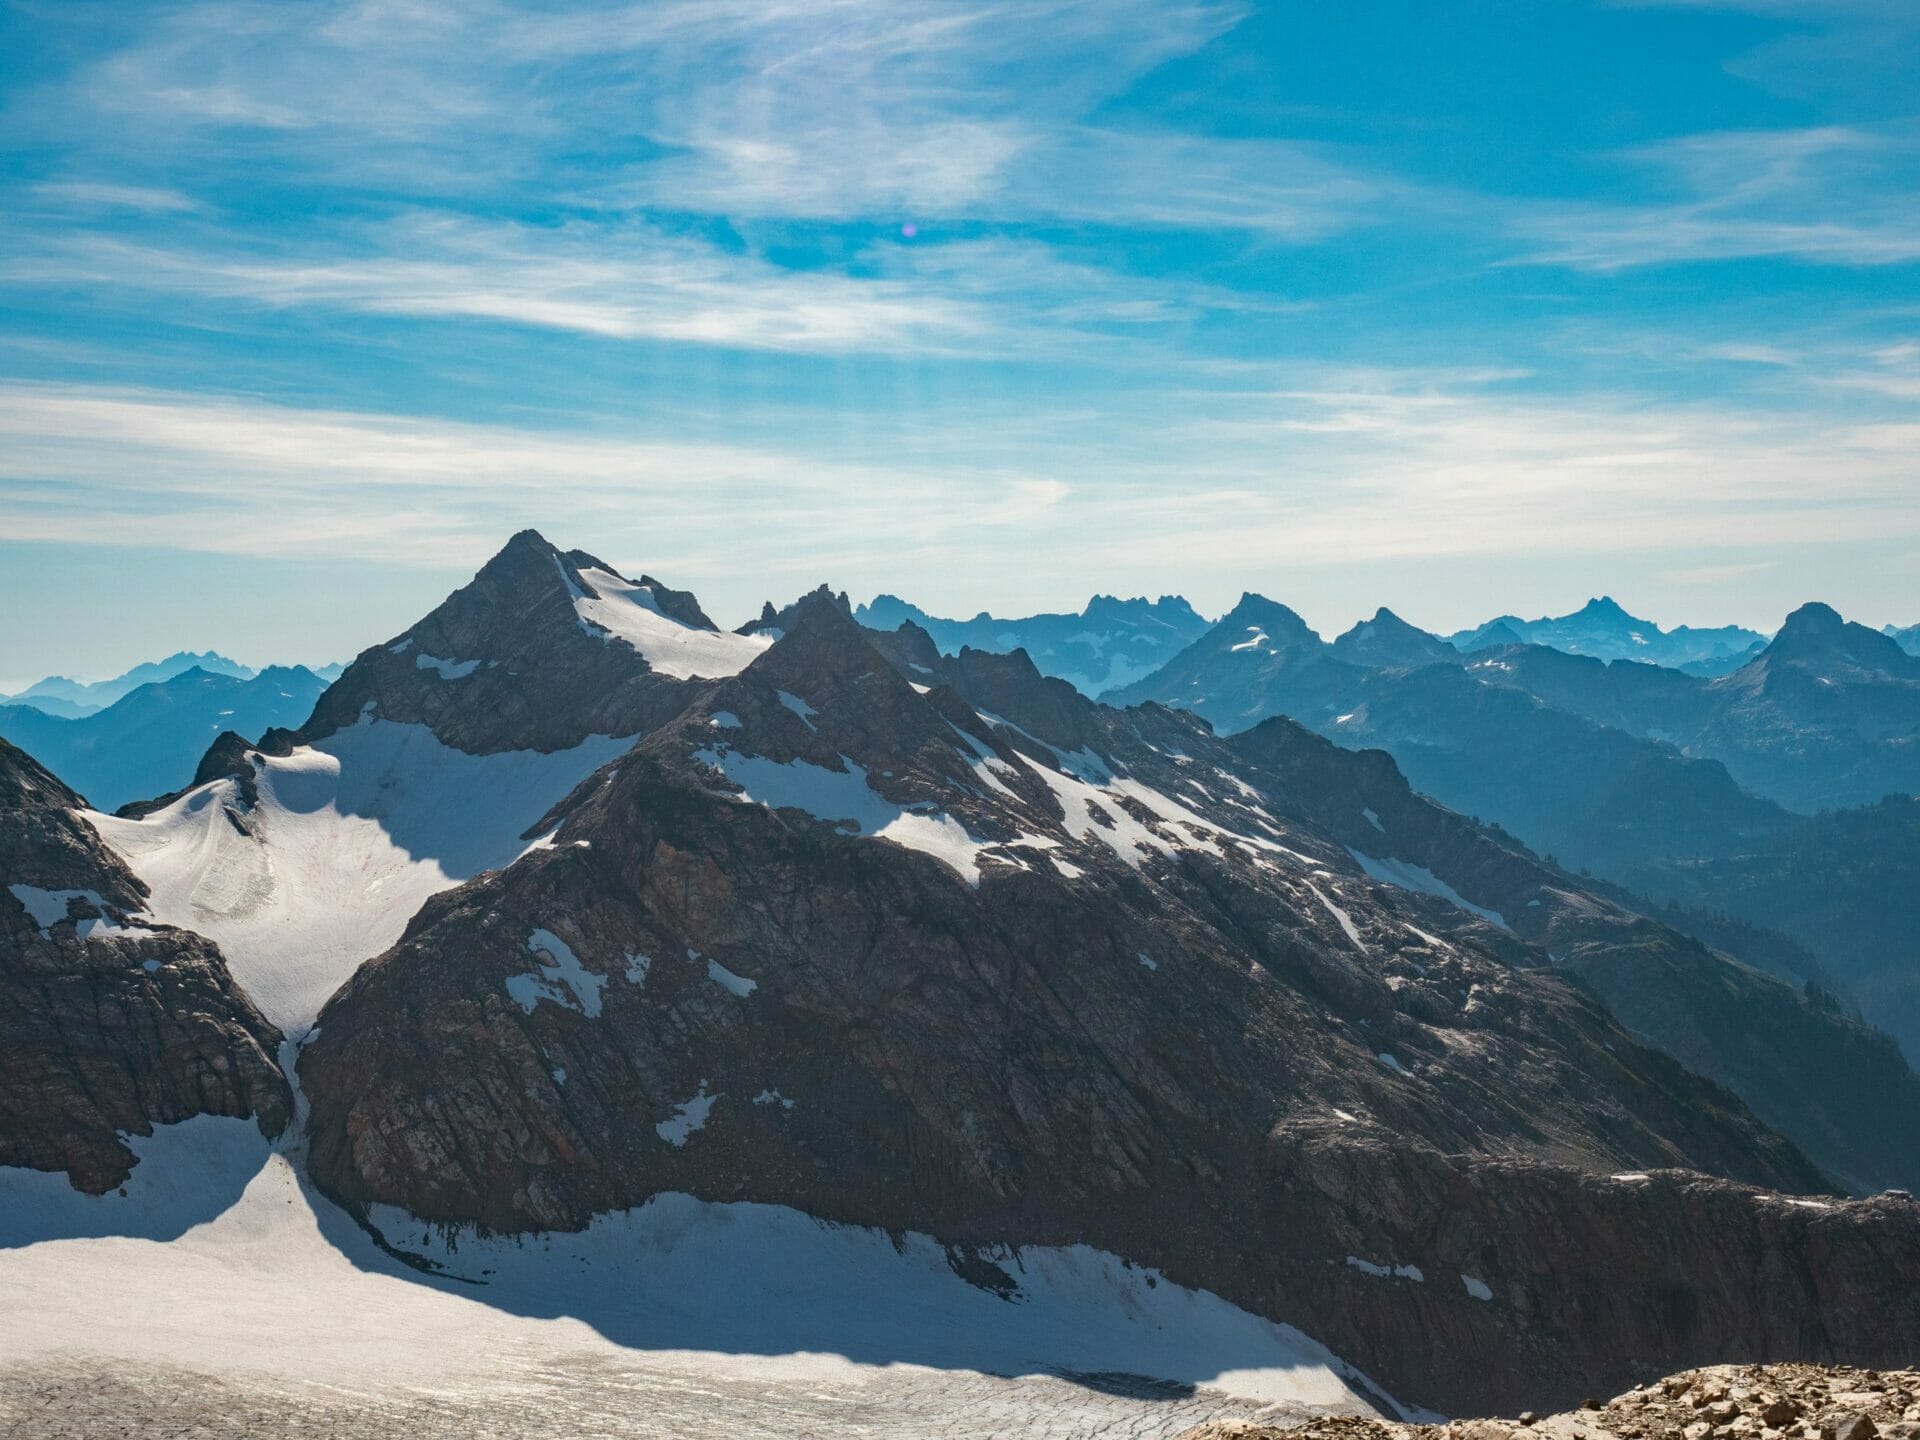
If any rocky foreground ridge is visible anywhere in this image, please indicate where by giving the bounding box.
[1182,1364,1920,1440]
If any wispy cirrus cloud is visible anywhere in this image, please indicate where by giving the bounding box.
[1510,123,1920,270]
[17,0,1369,239]
[0,216,1282,357]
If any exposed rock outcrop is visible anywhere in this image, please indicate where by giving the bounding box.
[0,737,290,1191]
[1181,1363,1920,1439]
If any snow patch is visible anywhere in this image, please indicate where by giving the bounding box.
[414,653,480,680]
[754,1089,796,1110]
[697,747,990,885]
[506,928,605,1018]
[9,884,105,930]
[1462,1275,1493,1301]
[1308,882,1366,951]
[657,1084,717,1146]
[1346,1257,1422,1282]
[572,566,771,680]
[775,690,819,730]
[707,958,757,997]
[1346,850,1509,930]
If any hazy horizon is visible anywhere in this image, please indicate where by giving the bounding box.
[0,540,1890,695]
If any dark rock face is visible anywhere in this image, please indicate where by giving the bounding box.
[297,530,746,755]
[297,602,1920,1415]
[1226,718,1920,1196]
[1616,795,1920,1068]
[0,738,290,1192]
[1111,596,1920,1073]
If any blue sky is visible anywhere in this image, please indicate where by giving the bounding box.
[2,0,1919,684]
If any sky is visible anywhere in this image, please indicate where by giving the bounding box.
[2,0,1919,686]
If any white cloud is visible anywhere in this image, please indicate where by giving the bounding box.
[6,373,1917,595]
[0,218,1280,358]
[29,182,200,213]
[1510,123,1920,270]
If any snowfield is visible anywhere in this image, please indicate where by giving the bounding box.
[88,718,631,1031]
[0,1118,1392,1438]
[570,564,773,681]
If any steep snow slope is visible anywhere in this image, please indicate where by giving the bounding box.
[0,1117,1391,1436]
[571,564,773,680]
[89,718,630,1031]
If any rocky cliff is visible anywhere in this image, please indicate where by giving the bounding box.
[0,737,290,1191]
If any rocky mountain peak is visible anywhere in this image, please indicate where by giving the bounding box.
[1779,601,1846,636]
[737,587,887,688]
[1332,608,1458,670]
[0,738,145,910]
[1579,595,1636,622]
[294,534,763,755]
[1457,619,1525,652]
[742,584,855,639]
[1757,601,1919,680]
[1218,593,1322,648]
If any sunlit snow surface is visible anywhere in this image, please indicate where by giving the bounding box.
[0,1119,1389,1437]
[696,746,994,884]
[572,565,773,681]
[88,718,631,1031]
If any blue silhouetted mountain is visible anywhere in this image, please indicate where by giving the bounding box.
[851,592,1210,697]
[2,651,255,717]
[0,665,327,811]
[1882,622,1920,657]
[1448,597,1764,672]
[1116,595,1920,1055]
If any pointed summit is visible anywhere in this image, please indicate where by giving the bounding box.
[299,531,763,755]
[1755,601,1920,680]
[1332,607,1459,670]
[1217,592,1322,650]
[742,584,853,639]
[1578,596,1635,621]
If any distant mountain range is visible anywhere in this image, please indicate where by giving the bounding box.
[2,651,344,718]
[1449,597,1766,674]
[1885,623,1920,657]
[1109,596,1920,1062]
[0,665,329,811]
[852,593,1211,696]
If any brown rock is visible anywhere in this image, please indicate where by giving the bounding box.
[0,738,290,1190]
